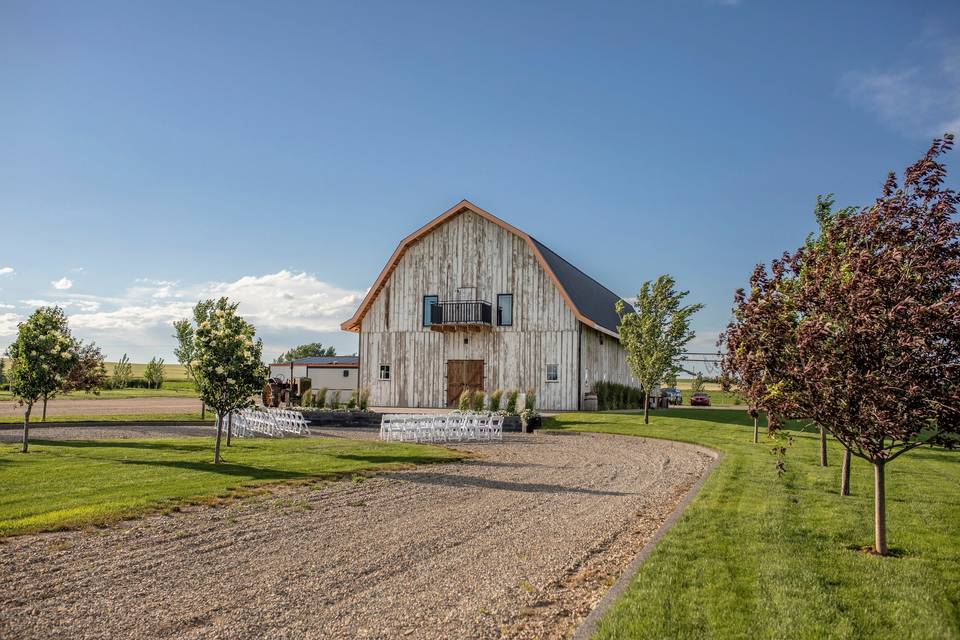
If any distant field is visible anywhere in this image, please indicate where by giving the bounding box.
[0,359,191,381]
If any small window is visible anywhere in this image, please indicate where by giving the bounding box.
[379,364,390,381]
[342,369,350,377]
[546,364,559,382]
[423,295,438,327]
[497,293,513,326]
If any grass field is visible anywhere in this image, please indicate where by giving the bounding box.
[545,410,960,639]
[0,387,201,403]
[0,436,462,537]
[0,413,211,424]
[0,358,192,381]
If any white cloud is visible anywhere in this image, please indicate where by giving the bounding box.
[50,270,365,361]
[842,34,960,137]
[52,277,73,290]
[0,303,14,310]
[0,267,13,276]
[0,313,20,337]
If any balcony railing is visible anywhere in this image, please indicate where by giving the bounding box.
[429,300,492,330]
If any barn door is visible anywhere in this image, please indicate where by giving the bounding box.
[446,359,484,406]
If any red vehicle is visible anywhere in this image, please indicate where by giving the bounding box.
[690,392,711,407]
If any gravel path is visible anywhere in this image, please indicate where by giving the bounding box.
[0,430,712,640]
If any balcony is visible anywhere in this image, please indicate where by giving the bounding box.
[428,300,493,332]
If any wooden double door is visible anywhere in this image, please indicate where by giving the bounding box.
[446,359,484,406]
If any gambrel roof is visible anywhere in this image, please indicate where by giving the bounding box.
[340,200,626,338]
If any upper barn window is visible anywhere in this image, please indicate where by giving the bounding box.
[497,294,513,326]
[423,295,438,327]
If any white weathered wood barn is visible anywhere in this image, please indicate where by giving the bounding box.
[341,200,637,410]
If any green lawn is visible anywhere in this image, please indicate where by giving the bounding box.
[545,409,960,640]
[0,436,462,537]
[0,413,212,424]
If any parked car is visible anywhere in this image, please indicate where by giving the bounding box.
[690,392,711,407]
[662,387,682,405]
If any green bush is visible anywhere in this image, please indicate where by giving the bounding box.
[358,388,370,411]
[505,389,519,415]
[329,390,341,410]
[316,387,328,409]
[488,388,503,412]
[524,388,537,411]
[472,390,485,412]
[458,389,472,411]
[593,380,645,411]
[347,390,358,410]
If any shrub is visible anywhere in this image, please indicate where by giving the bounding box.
[143,356,165,389]
[505,389,519,415]
[472,390,485,412]
[524,388,536,411]
[488,388,503,412]
[329,390,341,410]
[458,389,472,411]
[316,387,328,409]
[111,354,132,390]
[358,388,370,411]
[592,380,645,411]
[347,389,358,410]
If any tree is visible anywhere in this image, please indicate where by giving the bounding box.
[65,342,107,395]
[143,356,165,389]
[720,256,806,446]
[783,136,959,555]
[617,275,703,424]
[4,307,78,452]
[111,353,132,389]
[690,372,706,393]
[274,343,336,363]
[175,298,266,464]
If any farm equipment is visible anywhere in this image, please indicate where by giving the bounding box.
[262,376,312,408]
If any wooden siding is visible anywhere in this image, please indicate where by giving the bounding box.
[579,324,638,393]
[359,210,583,410]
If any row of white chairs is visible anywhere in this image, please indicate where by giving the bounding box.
[380,412,504,443]
[231,407,311,438]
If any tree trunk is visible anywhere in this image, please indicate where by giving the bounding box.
[213,412,224,464]
[753,416,759,444]
[819,426,828,466]
[21,402,32,453]
[643,392,650,424]
[874,460,887,555]
[41,394,48,422]
[201,402,206,420]
[226,412,233,446]
[840,447,851,496]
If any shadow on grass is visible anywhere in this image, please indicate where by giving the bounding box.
[31,439,213,453]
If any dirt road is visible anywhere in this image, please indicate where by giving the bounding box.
[0,396,202,417]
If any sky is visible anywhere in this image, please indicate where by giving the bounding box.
[1,0,959,369]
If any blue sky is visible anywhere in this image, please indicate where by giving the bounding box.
[1,0,958,366]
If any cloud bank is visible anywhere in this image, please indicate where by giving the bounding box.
[0,271,366,361]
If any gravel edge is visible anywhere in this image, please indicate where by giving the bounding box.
[571,440,723,640]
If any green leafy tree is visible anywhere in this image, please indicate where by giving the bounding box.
[274,343,336,363]
[617,275,703,424]
[690,373,705,393]
[111,353,133,390]
[143,356,166,389]
[175,298,266,464]
[4,307,78,452]
[41,341,109,419]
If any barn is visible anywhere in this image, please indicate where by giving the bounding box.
[341,200,638,411]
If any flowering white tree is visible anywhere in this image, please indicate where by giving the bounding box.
[4,307,78,452]
[175,298,266,464]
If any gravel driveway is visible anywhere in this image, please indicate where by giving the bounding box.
[0,429,712,640]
